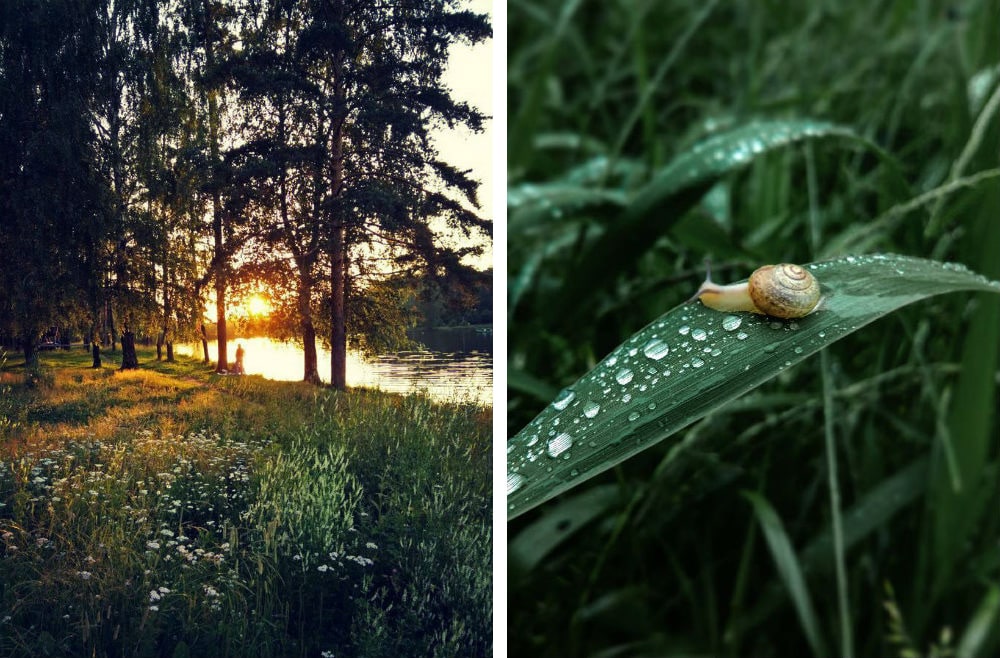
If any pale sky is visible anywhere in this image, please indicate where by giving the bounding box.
[434,0,493,271]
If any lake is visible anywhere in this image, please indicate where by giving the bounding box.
[177,326,492,406]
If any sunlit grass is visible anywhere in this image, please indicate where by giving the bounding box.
[0,346,490,657]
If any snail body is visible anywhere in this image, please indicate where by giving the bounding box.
[693,263,821,319]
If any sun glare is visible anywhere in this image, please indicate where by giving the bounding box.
[246,294,272,317]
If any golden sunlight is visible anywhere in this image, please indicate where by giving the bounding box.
[246,294,272,317]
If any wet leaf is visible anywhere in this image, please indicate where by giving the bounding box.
[508,254,1000,519]
[508,183,628,231]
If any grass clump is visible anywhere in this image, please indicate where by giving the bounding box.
[0,347,491,657]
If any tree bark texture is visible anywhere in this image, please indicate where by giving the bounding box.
[120,328,139,369]
[329,218,347,390]
[299,278,321,384]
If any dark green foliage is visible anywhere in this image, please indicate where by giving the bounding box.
[508,1,1000,657]
[218,0,491,386]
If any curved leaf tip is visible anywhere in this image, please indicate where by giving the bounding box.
[508,254,1000,519]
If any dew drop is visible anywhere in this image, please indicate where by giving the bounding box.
[627,411,641,422]
[583,401,601,418]
[794,346,803,354]
[722,315,742,331]
[547,432,573,458]
[621,393,632,403]
[526,434,539,447]
[606,355,618,367]
[552,388,575,410]
[643,338,670,360]
[507,472,525,495]
[678,325,691,336]
[615,367,634,385]
[691,357,705,368]
[692,328,708,341]
[736,331,748,340]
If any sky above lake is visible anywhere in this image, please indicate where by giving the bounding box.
[434,0,493,271]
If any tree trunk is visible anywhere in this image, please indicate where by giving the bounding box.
[166,341,173,362]
[106,301,117,351]
[299,278,321,384]
[215,276,228,372]
[204,0,228,375]
[329,218,347,390]
[200,323,209,363]
[156,331,164,360]
[90,323,102,368]
[328,83,347,389]
[120,328,139,369]
[22,332,37,370]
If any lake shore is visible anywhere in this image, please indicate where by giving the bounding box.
[175,331,492,405]
[0,348,491,657]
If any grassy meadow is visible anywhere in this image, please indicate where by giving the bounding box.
[0,346,491,657]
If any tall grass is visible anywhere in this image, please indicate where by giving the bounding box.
[508,1,1000,656]
[0,348,491,657]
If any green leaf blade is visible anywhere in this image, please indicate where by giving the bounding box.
[508,254,1000,519]
[743,491,828,658]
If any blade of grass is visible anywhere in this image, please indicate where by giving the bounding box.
[821,348,853,658]
[743,490,828,658]
[956,584,1000,658]
[728,457,929,641]
[509,484,620,578]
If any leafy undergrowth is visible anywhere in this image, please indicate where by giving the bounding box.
[0,347,491,658]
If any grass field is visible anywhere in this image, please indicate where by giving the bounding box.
[0,346,491,658]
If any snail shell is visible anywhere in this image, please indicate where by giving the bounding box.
[693,263,821,319]
[748,264,821,318]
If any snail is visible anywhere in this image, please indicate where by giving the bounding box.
[691,263,821,319]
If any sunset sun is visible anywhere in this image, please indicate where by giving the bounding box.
[246,294,272,317]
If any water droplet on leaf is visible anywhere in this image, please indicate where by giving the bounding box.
[552,388,575,410]
[642,338,670,360]
[615,368,634,385]
[547,432,573,458]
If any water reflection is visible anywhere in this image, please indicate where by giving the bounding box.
[178,334,492,406]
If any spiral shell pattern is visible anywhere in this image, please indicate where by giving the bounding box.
[748,264,820,318]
